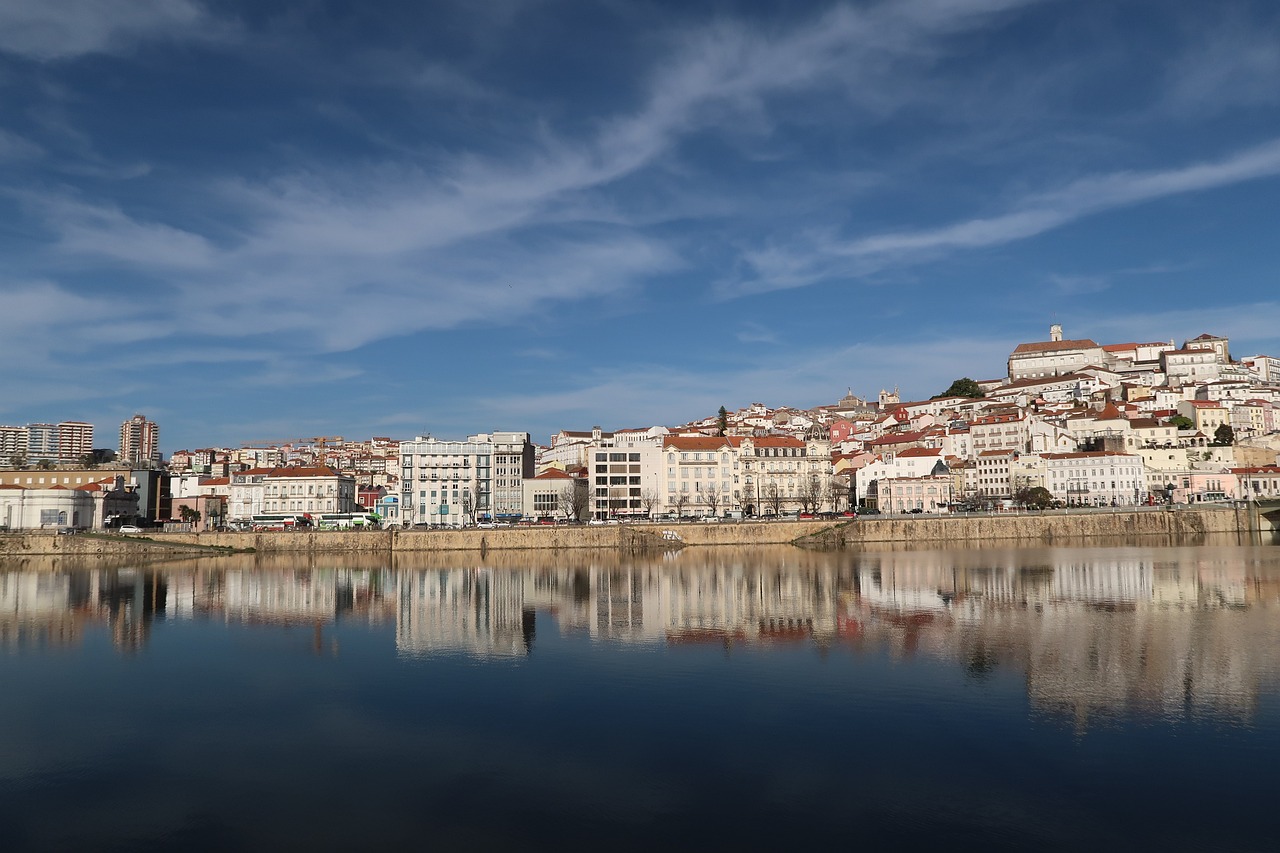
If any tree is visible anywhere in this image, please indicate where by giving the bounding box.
[703,484,722,517]
[763,481,784,516]
[1014,486,1053,510]
[8,454,27,469]
[717,405,729,437]
[178,506,202,527]
[1212,423,1235,446]
[671,491,690,517]
[640,489,660,519]
[557,484,589,522]
[1169,415,1194,430]
[933,377,984,399]
[828,477,847,513]
[798,473,823,513]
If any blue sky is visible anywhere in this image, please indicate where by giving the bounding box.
[2,0,1279,453]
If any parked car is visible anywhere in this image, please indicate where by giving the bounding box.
[118,525,143,533]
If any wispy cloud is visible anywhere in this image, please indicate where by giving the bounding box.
[726,137,1280,296]
[0,0,230,61]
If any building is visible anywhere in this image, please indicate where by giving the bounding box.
[399,432,534,526]
[878,474,954,513]
[660,435,736,517]
[1007,325,1105,380]
[522,468,589,521]
[26,424,58,462]
[57,421,94,462]
[1041,451,1147,507]
[119,414,161,467]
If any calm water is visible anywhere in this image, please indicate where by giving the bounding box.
[3,543,1280,851]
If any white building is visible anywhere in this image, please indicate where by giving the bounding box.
[399,432,534,526]
[1041,451,1147,507]
[1007,325,1105,380]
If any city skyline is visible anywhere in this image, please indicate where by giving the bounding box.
[2,1,1280,452]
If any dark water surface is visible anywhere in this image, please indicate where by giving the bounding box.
[3,543,1280,851]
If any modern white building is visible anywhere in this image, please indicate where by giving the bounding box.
[399,432,534,526]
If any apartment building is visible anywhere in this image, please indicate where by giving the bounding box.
[1041,451,1147,506]
[120,414,161,467]
[399,432,533,526]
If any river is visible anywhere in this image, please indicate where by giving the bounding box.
[3,541,1279,851]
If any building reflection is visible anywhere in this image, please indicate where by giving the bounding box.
[4,545,1280,724]
[0,567,164,652]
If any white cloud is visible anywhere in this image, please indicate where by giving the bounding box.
[0,128,42,161]
[727,137,1280,296]
[0,0,228,61]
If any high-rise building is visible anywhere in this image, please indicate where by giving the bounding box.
[120,414,161,467]
[1,425,29,461]
[57,421,94,462]
[26,424,58,462]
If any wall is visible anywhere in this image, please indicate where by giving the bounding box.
[1,508,1272,558]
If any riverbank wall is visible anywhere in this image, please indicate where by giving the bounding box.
[1,506,1272,559]
[802,505,1267,549]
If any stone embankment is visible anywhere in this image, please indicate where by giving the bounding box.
[0,507,1271,559]
[799,505,1264,549]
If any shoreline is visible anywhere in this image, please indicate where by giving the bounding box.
[2,507,1273,559]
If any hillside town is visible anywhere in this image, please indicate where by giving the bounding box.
[3,325,1280,532]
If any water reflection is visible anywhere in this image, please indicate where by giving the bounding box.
[4,545,1280,726]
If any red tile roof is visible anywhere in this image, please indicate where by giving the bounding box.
[1011,338,1100,354]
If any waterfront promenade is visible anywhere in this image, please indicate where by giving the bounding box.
[1,506,1273,558]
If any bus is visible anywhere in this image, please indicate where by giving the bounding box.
[249,514,311,530]
[315,512,382,530]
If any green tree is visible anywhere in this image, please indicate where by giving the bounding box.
[1212,423,1235,446]
[717,405,728,436]
[1169,415,1194,430]
[933,378,984,399]
[178,506,202,526]
[1015,486,1054,510]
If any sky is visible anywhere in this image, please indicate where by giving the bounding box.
[1,0,1279,453]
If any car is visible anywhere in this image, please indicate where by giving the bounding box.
[908,508,923,514]
[118,525,143,533]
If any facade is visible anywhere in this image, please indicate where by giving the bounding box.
[225,466,357,522]
[1041,452,1147,506]
[1162,349,1224,385]
[970,412,1031,454]
[1230,466,1280,500]
[26,424,59,462]
[0,476,140,531]
[1007,326,1105,380]
[522,468,588,520]
[57,421,94,462]
[878,474,954,513]
[1177,400,1230,436]
[399,432,534,526]
[660,436,735,517]
[120,414,161,467]
[259,466,357,517]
